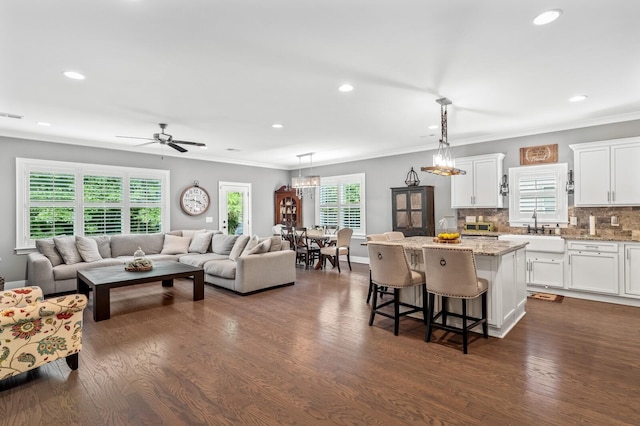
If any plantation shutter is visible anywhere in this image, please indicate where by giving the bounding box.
[130,177,162,234]
[28,172,76,238]
[83,175,123,235]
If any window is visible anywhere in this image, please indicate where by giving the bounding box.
[16,158,170,250]
[508,163,568,227]
[316,173,366,236]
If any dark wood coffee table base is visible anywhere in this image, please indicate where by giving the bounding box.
[77,261,204,321]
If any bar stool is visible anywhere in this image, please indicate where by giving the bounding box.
[366,234,390,303]
[384,231,405,241]
[422,246,488,354]
[368,242,427,336]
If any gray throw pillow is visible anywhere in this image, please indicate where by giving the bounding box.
[53,236,83,265]
[161,234,191,255]
[211,234,239,255]
[76,236,103,262]
[248,239,271,255]
[240,235,260,257]
[36,238,64,266]
[90,235,112,258]
[229,235,250,261]
[189,232,213,254]
[269,236,282,252]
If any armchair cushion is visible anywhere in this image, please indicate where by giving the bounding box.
[0,287,86,379]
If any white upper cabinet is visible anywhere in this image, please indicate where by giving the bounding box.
[451,153,505,208]
[571,137,640,206]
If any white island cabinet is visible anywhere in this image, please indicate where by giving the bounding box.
[396,237,527,338]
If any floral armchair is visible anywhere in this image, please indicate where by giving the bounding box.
[0,286,87,380]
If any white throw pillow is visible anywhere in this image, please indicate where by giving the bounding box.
[76,236,103,262]
[189,232,213,254]
[53,236,83,265]
[161,234,191,255]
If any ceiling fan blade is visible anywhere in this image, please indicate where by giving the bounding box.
[168,142,188,153]
[116,135,155,140]
[136,141,158,147]
[172,139,206,147]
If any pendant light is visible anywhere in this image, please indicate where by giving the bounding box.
[421,97,466,176]
[291,152,321,197]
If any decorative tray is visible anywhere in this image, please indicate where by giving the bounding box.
[124,259,153,272]
[433,238,462,244]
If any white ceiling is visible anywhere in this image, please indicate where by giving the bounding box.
[2,1,639,169]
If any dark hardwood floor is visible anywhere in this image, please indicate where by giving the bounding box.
[1,262,639,425]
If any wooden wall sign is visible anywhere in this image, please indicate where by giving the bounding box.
[520,144,558,165]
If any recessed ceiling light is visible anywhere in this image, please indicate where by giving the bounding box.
[36,122,51,126]
[63,71,86,80]
[533,9,562,26]
[272,123,283,129]
[428,125,438,130]
[338,84,354,92]
[569,95,588,102]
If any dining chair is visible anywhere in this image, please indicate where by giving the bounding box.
[280,226,296,251]
[324,225,339,235]
[367,242,427,336]
[422,246,489,354]
[366,234,390,303]
[320,228,353,272]
[294,227,320,268]
[384,231,405,241]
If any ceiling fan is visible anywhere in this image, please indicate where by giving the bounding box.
[117,123,206,153]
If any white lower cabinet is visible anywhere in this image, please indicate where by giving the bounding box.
[527,253,564,288]
[567,241,619,295]
[624,244,640,298]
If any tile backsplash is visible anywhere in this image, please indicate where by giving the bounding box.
[457,206,640,239]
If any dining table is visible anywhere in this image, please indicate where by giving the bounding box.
[306,229,338,269]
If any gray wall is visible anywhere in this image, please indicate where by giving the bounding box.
[3,118,640,281]
[0,136,289,282]
[298,119,640,259]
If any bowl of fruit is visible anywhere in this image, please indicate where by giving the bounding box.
[434,232,461,243]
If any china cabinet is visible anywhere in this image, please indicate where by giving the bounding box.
[274,186,301,227]
[390,186,435,236]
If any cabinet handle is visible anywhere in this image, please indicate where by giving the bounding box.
[612,191,615,202]
[607,191,610,202]
[628,250,630,260]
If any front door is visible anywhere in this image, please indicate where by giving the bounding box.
[218,182,251,236]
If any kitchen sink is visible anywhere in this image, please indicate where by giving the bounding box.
[498,234,566,253]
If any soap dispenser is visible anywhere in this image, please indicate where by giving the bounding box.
[555,224,561,235]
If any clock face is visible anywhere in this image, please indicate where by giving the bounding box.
[180,186,210,216]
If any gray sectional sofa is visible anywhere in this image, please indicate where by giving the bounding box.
[27,230,296,296]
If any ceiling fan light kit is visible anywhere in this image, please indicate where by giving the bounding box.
[117,123,206,153]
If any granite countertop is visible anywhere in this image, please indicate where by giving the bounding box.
[397,236,528,256]
[461,231,640,243]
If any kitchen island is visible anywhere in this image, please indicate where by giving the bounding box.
[388,236,528,338]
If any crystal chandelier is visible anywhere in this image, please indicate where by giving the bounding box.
[421,97,466,176]
[291,152,320,197]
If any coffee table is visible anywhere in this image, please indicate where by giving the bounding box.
[77,261,204,321]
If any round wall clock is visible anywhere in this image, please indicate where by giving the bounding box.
[180,181,210,216]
